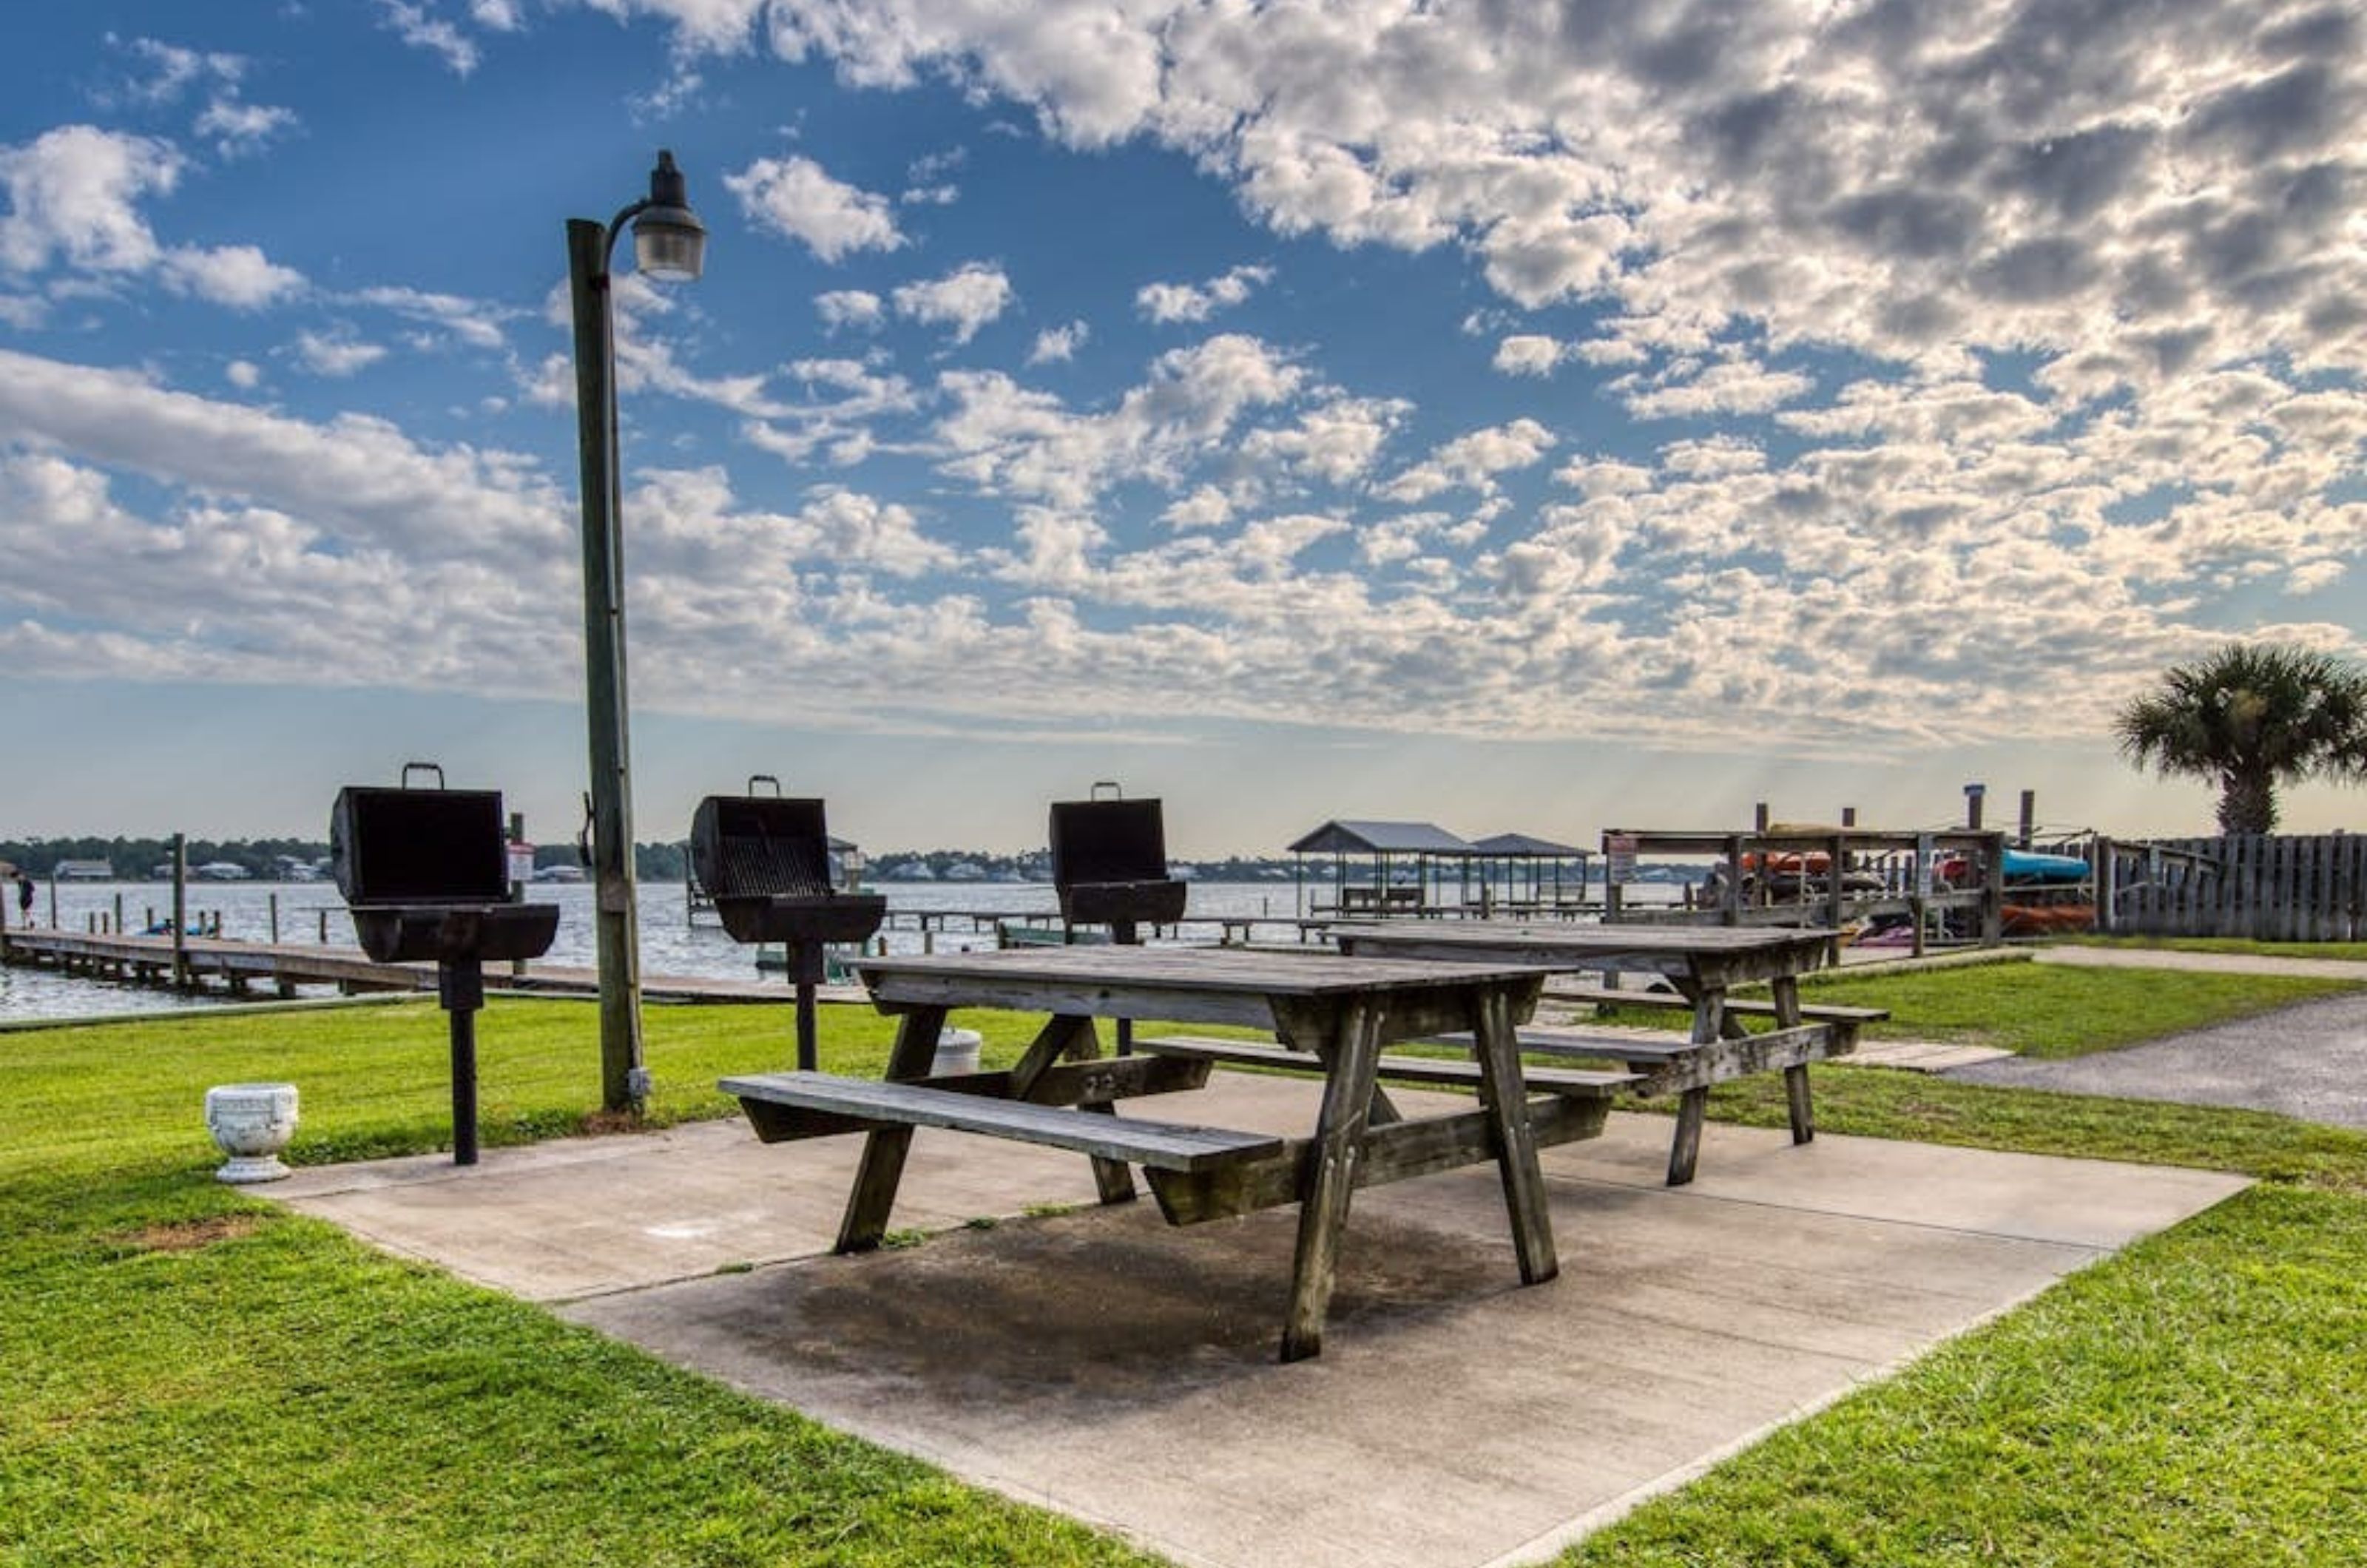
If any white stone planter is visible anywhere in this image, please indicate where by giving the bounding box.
[931,1027,984,1077]
[205,1082,299,1183]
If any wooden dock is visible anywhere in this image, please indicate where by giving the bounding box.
[0,927,816,1006]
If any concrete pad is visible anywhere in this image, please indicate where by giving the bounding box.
[271,1116,1110,1302]
[1848,1039,2017,1072]
[273,1076,2246,1568]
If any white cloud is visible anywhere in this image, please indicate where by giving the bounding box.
[294,331,388,377]
[1027,320,1087,364]
[725,154,903,262]
[814,288,885,330]
[0,125,304,308]
[161,243,304,309]
[1623,352,1815,419]
[379,1,481,75]
[354,285,510,351]
[194,98,298,159]
[1493,335,1564,376]
[0,125,180,276]
[224,359,261,389]
[1161,484,1232,530]
[105,37,247,107]
[1380,418,1557,502]
[891,262,1013,343]
[1135,263,1273,324]
[933,334,1304,507]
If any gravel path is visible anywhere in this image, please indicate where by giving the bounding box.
[1947,989,2367,1130]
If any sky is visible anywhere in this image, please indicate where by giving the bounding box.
[3,0,2365,857]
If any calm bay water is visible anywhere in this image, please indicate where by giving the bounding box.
[5,877,1658,1022]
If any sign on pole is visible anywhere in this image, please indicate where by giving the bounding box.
[1604,833,1638,885]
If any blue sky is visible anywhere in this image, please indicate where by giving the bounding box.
[3,0,2364,855]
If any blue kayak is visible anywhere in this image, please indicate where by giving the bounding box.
[2002,849,2088,883]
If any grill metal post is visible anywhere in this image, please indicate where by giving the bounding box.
[438,957,486,1166]
[568,215,646,1112]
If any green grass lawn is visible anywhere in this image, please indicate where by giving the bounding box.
[1803,962,2360,1058]
[0,998,1154,1568]
[6,972,2367,1566]
[2056,933,2367,962]
[1585,960,2361,1060]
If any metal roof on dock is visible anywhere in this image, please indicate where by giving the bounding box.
[1286,820,1476,854]
[1469,832,1584,856]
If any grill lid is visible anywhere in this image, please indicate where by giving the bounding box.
[1049,786,1185,927]
[692,785,885,947]
[691,794,835,899]
[331,763,510,907]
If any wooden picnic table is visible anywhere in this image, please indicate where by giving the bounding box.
[724,944,1615,1361]
[1327,922,1843,1185]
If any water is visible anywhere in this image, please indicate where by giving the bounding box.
[7,878,1675,1022]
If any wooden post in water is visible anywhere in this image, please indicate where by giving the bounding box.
[2018,790,2036,848]
[269,893,280,944]
[171,834,189,989]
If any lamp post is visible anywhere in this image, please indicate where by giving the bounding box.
[566,149,707,1112]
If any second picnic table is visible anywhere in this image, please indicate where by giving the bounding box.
[723,944,1631,1361]
[1326,921,1854,1185]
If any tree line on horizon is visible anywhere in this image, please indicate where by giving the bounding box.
[0,837,1313,885]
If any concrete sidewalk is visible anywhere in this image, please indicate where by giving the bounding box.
[270,1078,2246,1568]
[2033,944,2367,980]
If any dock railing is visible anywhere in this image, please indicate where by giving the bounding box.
[1601,828,2008,952]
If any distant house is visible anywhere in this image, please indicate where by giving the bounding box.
[54,859,113,881]
[195,862,252,881]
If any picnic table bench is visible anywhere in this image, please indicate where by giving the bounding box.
[1556,981,1888,1038]
[1328,922,1852,1185]
[726,944,1593,1362]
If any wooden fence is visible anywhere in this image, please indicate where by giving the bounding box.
[2098,834,2367,941]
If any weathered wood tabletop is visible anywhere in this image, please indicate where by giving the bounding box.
[1325,919,1837,987]
[1329,921,1845,1183]
[731,944,1576,1361]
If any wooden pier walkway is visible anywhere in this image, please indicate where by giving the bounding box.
[0,927,812,1005]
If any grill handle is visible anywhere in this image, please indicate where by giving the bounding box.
[1091,780,1123,801]
[746,774,783,797]
[401,761,448,791]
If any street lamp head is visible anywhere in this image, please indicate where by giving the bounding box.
[629,149,706,282]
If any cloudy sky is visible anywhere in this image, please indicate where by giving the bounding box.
[3,0,2364,855]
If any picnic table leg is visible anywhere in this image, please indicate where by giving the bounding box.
[1275,996,1385,1363]
[1061,1016,1138,1205]
[1467,982,1557,1285]
[836,1006,946,1253]
[1005,1015,1135,1204]
[1772,974,1814,1145]
[1664,980,1729,1186]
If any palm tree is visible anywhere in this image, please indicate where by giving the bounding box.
[2115,642,2367,834]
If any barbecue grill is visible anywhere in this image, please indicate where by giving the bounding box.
[331,763,557,1164]
[1050,783,1187,939]
[1049,783,1186,1056]
[690,777,885,1070]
